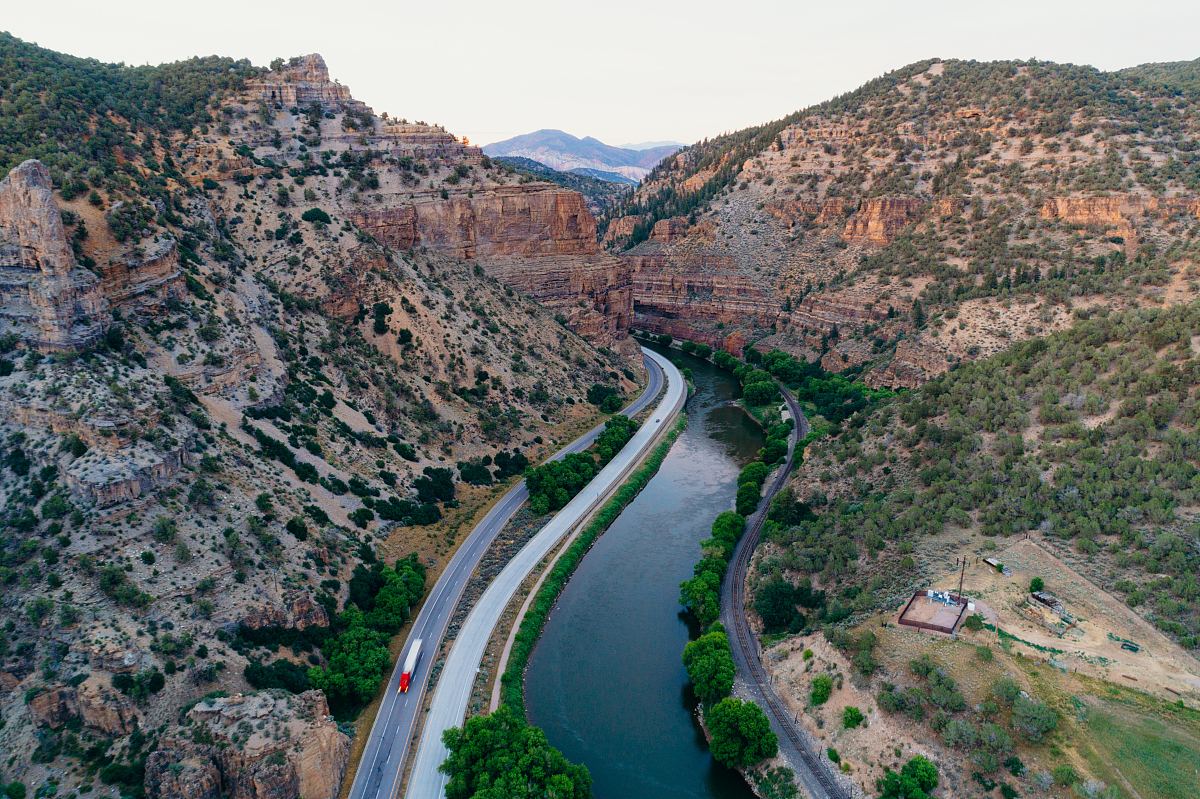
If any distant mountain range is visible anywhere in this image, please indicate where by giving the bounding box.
[482,129,682,182]
[491,156,632,215]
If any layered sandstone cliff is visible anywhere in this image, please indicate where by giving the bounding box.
[841,196,925,245]
[0,160,110,350]
[249,54,369,115]
[349,186,632,346]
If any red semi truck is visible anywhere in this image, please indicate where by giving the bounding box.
[399,639,423,693]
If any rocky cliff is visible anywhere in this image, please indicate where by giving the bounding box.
[349,186,632,346]
[248,54,369,115]
[0,160,110,350]
[610,58,1200,385]
[145,691,349,799]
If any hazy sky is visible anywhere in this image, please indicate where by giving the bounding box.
[7,1,1199,148]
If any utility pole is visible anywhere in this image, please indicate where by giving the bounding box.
[957,556,966,599]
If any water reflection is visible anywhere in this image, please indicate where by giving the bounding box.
[526,347,762,799]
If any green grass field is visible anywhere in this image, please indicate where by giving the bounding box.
[1077,698,1200,799]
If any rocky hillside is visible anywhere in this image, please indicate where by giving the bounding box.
[607,58,1200,386]
[0,37,638,798]
[754,301,1200,795]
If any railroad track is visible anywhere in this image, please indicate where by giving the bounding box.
[722,385,850,799]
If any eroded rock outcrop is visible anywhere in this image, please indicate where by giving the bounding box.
[236,593,330,631]
[249,54,369,115]
[99,236,185,311]
[145,690,349,799]
[64,441,190,507]
[0,160,110,350]
[841,196,925,244]
[350,186,633,346]
[77,677,140,735]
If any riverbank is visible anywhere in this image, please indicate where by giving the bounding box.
[496,412,689,714]
[526,346,764,799]
[404,348,687,796]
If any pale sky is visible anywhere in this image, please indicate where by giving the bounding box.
[6,0,1199,148]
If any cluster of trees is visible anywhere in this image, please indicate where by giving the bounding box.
[440,705,591,799]
[753,576,826,635]
[736,460,769,516]
[303,553,425,714]
[0,32,258,178]
[747,348,889,426]
[679,511,746,626]
[680,340,713,359]
[586,382,623,413]
[876,756,939,799]
[680,621,778,771]
[676,509,778,771]
[706,697,778,769]
[525,416,637,514]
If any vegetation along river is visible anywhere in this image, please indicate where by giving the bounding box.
[526,346,763,799]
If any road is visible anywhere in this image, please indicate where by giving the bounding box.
[347,347,678,799]
[404,346,685,798]
[720,386,850,799]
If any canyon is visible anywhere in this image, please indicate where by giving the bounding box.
[606,59,1200,385]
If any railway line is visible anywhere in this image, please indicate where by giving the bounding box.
[720,385,850,799]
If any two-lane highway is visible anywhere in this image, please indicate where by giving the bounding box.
[404,347,685,798]
[348,348,671,799]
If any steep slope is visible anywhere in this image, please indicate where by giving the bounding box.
[607,58,1200,386]
[483,129,680,181]
[0,40,639,798]
[755,302,1200,795]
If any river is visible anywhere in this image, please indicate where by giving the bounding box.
[526,346,763,799]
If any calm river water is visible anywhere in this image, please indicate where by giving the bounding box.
[526,346,762,799]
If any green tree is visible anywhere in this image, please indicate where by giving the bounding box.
[1029,576,1045,593]
[743,380,780,406]
[301,207,331,224]
[842,706,865,729]
[440,705,591,799]
[707,698,778,768]
[755,579,803,633]
[308,610,390,705]
[682,628,735,704]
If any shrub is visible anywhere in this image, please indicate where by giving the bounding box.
[810,674,833,705]
[1013,696,1058,742]
[300,207,331,224]
[1052,764,1079,786]
[877,756,938,799]
[842,705,864,729]
[1030,576,1045,593]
